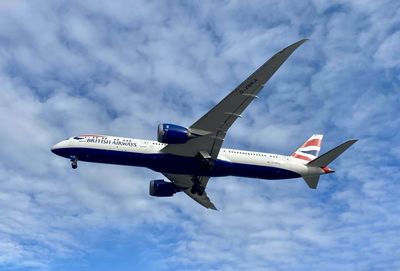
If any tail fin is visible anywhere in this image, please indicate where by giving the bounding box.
[291,134,323,162]
[308,139,358,167]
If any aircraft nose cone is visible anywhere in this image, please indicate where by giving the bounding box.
[51,143,61,155]
[51,144,57,154]
[51,140,70,158]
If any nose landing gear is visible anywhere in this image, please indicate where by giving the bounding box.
[70,156,78,169]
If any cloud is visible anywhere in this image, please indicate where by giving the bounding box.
[374,31,400,68]
[0,0,399,270]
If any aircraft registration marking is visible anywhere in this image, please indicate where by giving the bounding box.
[239,78,258,94]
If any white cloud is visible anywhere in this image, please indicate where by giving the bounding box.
[0,0,399,270]
[374,31,400,68]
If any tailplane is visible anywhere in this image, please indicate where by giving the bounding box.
[291,134,323,162]
[308,139,358,167]
[303,175,320,189]
[303,139,358,189]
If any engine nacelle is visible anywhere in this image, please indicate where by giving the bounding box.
[158,123,191,144]
[149,179,180,197]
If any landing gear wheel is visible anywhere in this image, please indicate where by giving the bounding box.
[190,176,205,196]
[190,185,198,194]
[71,160,78,169]
[197,186,205,196]
[191,176,201,194]
[70,156,78,169]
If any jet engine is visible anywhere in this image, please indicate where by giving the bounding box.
[157,123,191,144]
[149,179,180,197]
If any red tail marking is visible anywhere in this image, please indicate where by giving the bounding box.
[322,166,334,173]
[302,139,322,148]
[292,153,312,161]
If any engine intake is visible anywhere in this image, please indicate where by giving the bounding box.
[158,123,191,144]
[149,180,180,197]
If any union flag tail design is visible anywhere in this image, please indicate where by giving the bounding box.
[291,134,323,162]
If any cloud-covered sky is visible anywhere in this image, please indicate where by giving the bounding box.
[0,0,399,270]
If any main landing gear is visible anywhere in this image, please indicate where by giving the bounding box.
[190,176,205,196]
[190,151,213,196]
[70,156,78,169]
[196,151,215,169]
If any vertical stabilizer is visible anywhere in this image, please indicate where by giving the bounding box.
[292,134,323,162]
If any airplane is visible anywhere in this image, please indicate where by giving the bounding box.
[51,39,357,210]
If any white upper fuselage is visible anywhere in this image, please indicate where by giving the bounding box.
[52,135,325,179]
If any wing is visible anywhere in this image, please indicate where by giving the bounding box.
[163,173,217,210]
[162,39,307,158]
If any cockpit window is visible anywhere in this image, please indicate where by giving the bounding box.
[73,136,84,140]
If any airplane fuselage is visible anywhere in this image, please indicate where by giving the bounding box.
[51,135,325,180]
[50,40,356,210]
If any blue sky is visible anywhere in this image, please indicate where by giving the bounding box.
[0,0,399,270]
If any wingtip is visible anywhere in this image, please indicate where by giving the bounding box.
[279,39,308,55]
[296,38,309,45]
[209,204,218,211]
[287,39,308,51]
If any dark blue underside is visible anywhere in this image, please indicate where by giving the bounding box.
[53,148,300,180]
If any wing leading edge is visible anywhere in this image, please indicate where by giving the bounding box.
[162,39,308,159]
[161,39,308,210]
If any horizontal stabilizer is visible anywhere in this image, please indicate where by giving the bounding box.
[303,175,320,189]
[308,139,358,167]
